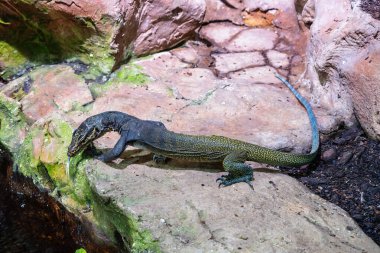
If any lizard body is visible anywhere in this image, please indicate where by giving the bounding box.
[68,74,319,187]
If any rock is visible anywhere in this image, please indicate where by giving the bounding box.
[20,65,93,123]
[3,0,379,251]
[225,28,278,52]
[242,9,278,28]
[204,0,243,25]
[243,0,296,11]
[360,0,380,20]
[0,0,120,75]
[0,41,28,80]
[79,54,318,154]
[199,22,243,48]
[348,47,380,139]
[321,148,337,162]
[266,50,290,69]
[338,151,354,165]
[31,115,73,165]
[212,52,265,74]
[303,0,380,138]
[302,0,316,25]
[0,0,205,76]
[132,0,206,56]
[87,160,380,253]
[228,66,279,83]
[171,41,213,68]
[0,93,28,153]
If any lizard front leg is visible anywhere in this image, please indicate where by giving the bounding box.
[217,151,254,188]
[96,134,129,162]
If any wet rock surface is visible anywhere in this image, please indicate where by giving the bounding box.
[284,125,380,245]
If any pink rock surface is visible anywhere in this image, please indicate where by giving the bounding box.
[228,66,280,83]
[347,47,380,139]
[266,50,290,69]
[304,0,380,138]
[225,28,278,52]
[212,52,265,74]
[203,0,243,25]
[171,41,213,68]
[199,22,244,47]
[133,0,206,56]
[200,23,278,52]
[21,65,93,123]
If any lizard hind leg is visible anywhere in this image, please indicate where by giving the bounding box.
[217,151,254,189]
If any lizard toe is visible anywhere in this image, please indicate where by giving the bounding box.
[216,173,254,188]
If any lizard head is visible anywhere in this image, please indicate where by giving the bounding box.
[67,116,104,157]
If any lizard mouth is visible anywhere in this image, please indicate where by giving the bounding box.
[67,143,82,157]
[67,148,77,157]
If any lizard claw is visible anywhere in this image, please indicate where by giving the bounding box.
[216,173,254,188]
[216,174,227,182]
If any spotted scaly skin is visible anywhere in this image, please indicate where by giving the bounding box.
[68,74,319,188]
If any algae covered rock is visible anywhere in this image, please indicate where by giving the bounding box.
[0,93,27,153]
[0,94,159,252]
[0,41,28,80]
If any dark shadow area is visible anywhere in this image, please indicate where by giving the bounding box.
[360,0,380,20]
[0,143,120,253]
[95,147,225,173]
[0,1,95,64]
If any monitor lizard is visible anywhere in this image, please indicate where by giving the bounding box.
[67,74,319,188]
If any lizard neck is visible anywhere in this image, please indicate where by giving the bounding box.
[95,111,138,134]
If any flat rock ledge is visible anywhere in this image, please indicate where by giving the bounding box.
[87,160,379,253]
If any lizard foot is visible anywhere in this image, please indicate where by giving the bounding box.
[216,173,254,189]
[153,154,168,164]
[95,154,107,162]
[220,151,254,189]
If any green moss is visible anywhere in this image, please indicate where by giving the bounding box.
[75,248,87,253]
[70,157,93,206]
[11,88,27,101]
[115,64,149,85]
[78,34,115,81]
[166,87,175,98]
[0,18,11,25]
[89,63,150,97]
[91,191,161,253]
[70,102,93,113]
[0,41,28,79]
[0,94,28,153]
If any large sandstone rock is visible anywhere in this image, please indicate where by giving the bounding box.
[303,0,380,138]
[16,65,93,123]
[87,160,379,253]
